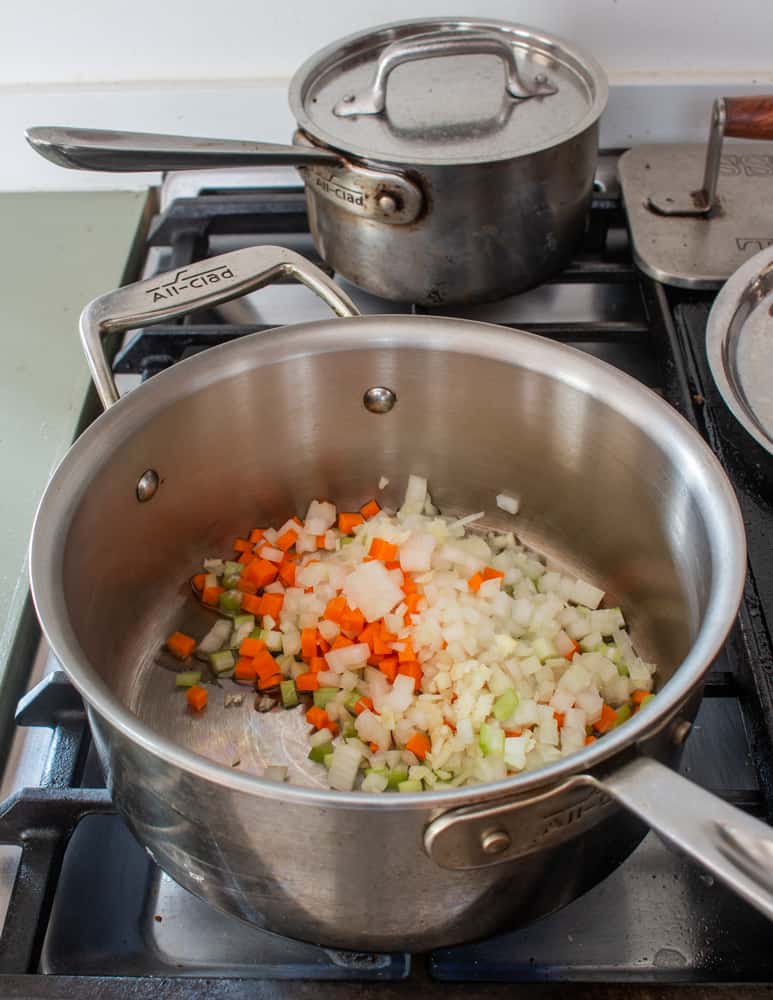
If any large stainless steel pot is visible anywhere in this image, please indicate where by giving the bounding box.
[30,246,773,951]
[25,17,607,306]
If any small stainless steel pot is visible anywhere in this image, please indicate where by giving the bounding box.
[25,17,607,305]
[29,247,773,951]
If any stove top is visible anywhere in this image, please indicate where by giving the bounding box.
[2,160,773,998]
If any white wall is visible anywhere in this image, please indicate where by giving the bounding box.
[2,0,773,190]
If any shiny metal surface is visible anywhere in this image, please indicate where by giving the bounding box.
[331,28,557,118]
[290,17,606,165]
[619,142,773,288]
[706,243,773,454]
[30,247,750,949]
[24,126,342,171]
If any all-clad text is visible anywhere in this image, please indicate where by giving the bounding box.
[146,264,235,303]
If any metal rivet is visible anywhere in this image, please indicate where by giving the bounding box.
[534,72,547,84]
[343,94,355,103]
[363,386,397,414]
[672,720,692,747]
[481,829,511,856]
[377,194,398,215]
[136,469,159,502]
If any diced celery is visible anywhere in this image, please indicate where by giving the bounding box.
[223,560,244,577]
[343,690,363,713]
[208,650,235,675]
[493,688,519,723]
[479,721,505,756]
[342,720,357,739]
[249,627,264,640]
[314,687,339,709]
[617,662,630,677]
[398,779,423,793]
[386,765,409,789]
[615,704,632,726]
[365,767,388,778]
[219,590,243,614]
[280,679,299,708]
[323,753,335,770]
[232,613,255,630]
[341,536,355,547]
[175,670,201,688]
[308,742,333,764]
[639,693,655,708]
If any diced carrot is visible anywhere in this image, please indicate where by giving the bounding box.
[252,649,278,679]
[553,711,565,728]
[482,566,505,582]
[316,535,327,550]
[340,606,365,636]
[566,638,582,660]
[249,528,265,544]
[240,593,263,616]
[301,628,317,661]
[360,499,381,520]
[276,529,298,552]
[201,585,224,606]
[359,623,378,650]
[373,627,395,655]
[369,538,398,561]
[406,732,430,760]
[239,636,266,658]
[379,656,398,682]
[468,571,484,593]
[338,512,364,534]
[259,592,284,618]
[369,741,379,753]
[237,551,254,565]
[296,672,319,692]
[318,636,331,654]
[331,634,353,650]
[404,593,423,614]
[594,704,618,734]
[401,573,417,595]
[584,734,598,745]
[165,631,196,659]
[192,573,206,592]
[397,640,416,663]
[234,657,258,683]
[257,673,282,690]
[187,684,208,711]
[504,728,522,738]
[445,719,457,734]
[324,596,347,623]
[278,559,296,587]
[306,706,329,729]
[398,661,422,691]
[354,696,374,715]
[631,689,651,705]
[233,538,252,553]
[244,558,279,589]
[368,652,384,667]
[310,656,327,674]
[236,577,258,595]
[385,560,402,571]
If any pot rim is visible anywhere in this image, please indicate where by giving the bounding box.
[288,16,609,168]
[29,315,745,811]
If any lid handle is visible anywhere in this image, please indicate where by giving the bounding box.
[333,29,557,118]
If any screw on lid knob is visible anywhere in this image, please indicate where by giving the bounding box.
[377,193,398,215]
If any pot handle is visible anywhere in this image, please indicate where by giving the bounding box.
[424,755,773,922]
[333,29,557,117]
[79,245,359,408]
[596,756,773,920]
[25,126,343,172]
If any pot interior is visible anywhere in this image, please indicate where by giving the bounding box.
[46,317,729,784]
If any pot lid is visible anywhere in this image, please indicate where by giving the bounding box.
[706,244,773,456]
[289,18,607,167]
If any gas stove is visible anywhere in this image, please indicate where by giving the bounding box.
[2,159,773,999]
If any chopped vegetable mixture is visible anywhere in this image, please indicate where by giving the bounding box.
[166,476,656,792]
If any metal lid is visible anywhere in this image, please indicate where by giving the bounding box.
[289,18,607,166]
[707,244,773,455]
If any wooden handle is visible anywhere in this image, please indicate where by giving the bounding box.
[724,96,773,140]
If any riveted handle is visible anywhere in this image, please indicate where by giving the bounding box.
[80,246,359,408]
[333,28,557,117]
[724,96,773,140]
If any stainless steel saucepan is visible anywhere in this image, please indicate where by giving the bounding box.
[25,16,607,306]
[30,246,773,950]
